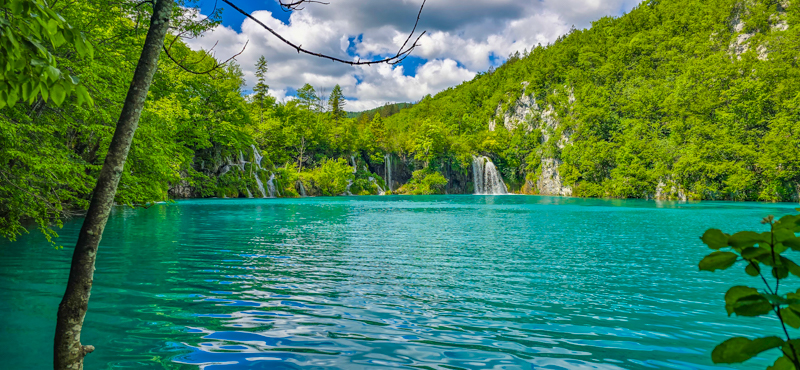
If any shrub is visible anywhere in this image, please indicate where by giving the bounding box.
[397,169,448,195]
[308,158,354,196]
[698,211,800,368]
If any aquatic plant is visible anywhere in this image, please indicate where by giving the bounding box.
[699,211,800,368]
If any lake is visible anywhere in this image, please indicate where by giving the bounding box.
[1,196,796,369]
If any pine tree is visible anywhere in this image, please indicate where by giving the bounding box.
[369,112,385,148]
[253,56,273,124]
[329,84,346,121]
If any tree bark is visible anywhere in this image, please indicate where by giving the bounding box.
[54,1,174,368]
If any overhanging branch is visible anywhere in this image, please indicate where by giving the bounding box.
[220,0,427,66]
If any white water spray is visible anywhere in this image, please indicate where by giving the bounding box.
[369,177,385,195]
[472,156,508,195]
[266,173,277,198]
[384,153,392,191]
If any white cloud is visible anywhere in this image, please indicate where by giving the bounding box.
[185,0,640,110]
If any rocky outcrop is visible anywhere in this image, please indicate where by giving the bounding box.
[729,0,790,60]
[538,158,572,196]
[491,82,573,196]
[654,178,688,201]
[168,173,195,198]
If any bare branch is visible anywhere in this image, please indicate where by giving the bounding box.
[278,0,330,12]
[162,40,248,75]
[220,0,426,66]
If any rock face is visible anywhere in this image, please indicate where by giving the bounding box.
[654,179,688,201]
[168,174,195,198]
[728,0,790,60]
[538,158,572,196]
[491,82,573,196]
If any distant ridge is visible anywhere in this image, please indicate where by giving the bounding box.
[346,102,413,120]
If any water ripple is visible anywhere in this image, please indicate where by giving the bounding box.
[1,196,796,369]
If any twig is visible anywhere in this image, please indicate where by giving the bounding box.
[220,0,426,66]
[162,40,248,75]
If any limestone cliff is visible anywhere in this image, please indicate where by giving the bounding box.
[491,83,573,196]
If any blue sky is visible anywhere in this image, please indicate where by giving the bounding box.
[187,0,641,111]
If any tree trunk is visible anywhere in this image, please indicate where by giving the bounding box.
[54,1,174,368]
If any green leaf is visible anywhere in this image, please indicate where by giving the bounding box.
[742,247,770,260]
[699,251,738,272]
[782,257,800,278]
[76,84,92,106]
[69,75,79,85]
[775,215,800,232]
[51,83,66,105]
[45,65,61,82]
[774,265,790,279]
[767,354,796,370]
[745,263,760,277]
[701,229,728,249]
[782,308,800,329]
[712,336,784,364]
[729,231,769,249]
[725,286,772,317]
[734,295,774,317]
[726,286,759,315]
[785,237,800,252]
[775,228,797,243]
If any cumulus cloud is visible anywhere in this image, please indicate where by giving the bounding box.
[185,0,639,110]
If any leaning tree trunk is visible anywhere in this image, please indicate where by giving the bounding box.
[54,0,174,368]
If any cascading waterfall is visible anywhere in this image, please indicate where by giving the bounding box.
[266,173,277,198]
[350,155,357,173]
[251,145,268,198]
[472,156,508,195]
[384,154,392,191]
[297,181,307,197]
[238,151,246,171]
[369,177,385,195]
[343,180,354,196]
[246,188,253,198]
[251,145,263,169]
[254,176,267,198]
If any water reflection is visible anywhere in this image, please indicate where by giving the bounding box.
[1,196,796,369]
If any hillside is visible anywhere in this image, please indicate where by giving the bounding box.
[2,0,799,242]
[345,102,413,120]
[381,0,800,201]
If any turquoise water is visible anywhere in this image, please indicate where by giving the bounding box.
[1,196,797,369]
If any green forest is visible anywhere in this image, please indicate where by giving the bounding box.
[2,0,799,242]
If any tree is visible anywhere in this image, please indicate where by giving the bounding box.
[0,0,94,109]
[252,55,273,124]
[297,83,319,110]
[54,0,175,368]
[40,0,430,366]
[329,84,345,121]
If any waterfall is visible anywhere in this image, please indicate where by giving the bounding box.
[369,177,385,195]
[350,155,357,173]
[219,165,231,177]
[246,187,253,198]
[343,179,354,196]
[384,153,392,191]
[297,181,307,197]
[250,145,268,198]
[251,145,263,169]
[472,156,508,195]
[254,175,267,198]
[266,173,277,198]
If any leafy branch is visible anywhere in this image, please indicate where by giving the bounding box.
[699,210,800,368]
